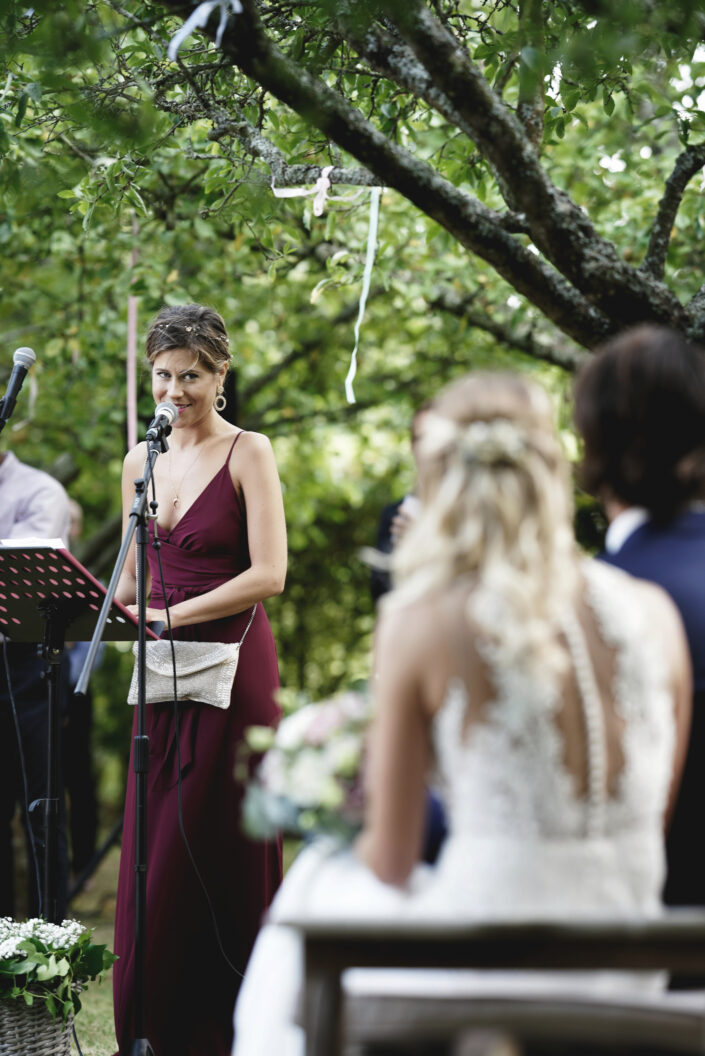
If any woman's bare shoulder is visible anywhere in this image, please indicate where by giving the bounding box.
[232,429,274,456]
[587,558,686,645]
[376,589,461,661]
[123,442,148,472]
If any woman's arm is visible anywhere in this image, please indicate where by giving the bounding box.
[355,603,432,886]
[156,432,287,629]
[114,444,149,608]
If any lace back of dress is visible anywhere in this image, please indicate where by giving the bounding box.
[558,607,607,837]
[432,561,675,843]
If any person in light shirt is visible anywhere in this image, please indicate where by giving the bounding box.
[574,325,705,928]
[0,446,71,918]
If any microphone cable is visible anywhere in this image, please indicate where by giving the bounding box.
[145,462,245,981]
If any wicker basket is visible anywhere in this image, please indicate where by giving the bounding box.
[0,998,73,1056]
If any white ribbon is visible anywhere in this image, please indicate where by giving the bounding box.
[345,185,381,405]
[272,171,383,402]
[271,165,367,216]
[167,0,242,61]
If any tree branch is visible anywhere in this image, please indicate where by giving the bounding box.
[335,15,519,210]
[516,0,545,149]
[640,142,705,281]
[380,0,688,329]
[686,285,705,344]
[208,115,379,186]
[430,289,589,371]
[157,0,610,348]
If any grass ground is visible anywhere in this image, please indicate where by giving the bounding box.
[69,845,121,1056]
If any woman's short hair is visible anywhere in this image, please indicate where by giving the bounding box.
[574,325,705,522]
[145,304,231,373]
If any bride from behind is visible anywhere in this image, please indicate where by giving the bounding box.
[234,371,691,1056]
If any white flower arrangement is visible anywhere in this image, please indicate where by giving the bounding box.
[0,917,116,1024]
[243,690,372,841]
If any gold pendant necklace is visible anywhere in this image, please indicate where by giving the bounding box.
[168,444,206,509]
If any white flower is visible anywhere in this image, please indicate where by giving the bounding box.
[0,917,86,955]
[324,732,363,778]
[274,703,320,750]
[288,749,336,807]
[260,748,288,796]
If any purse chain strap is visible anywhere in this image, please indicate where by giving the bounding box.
[239,604,257,646]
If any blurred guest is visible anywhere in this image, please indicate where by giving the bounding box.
[371,403,431,603]
[370,400,446,863]
[574,325,705,912]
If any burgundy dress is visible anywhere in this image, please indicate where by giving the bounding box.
[113,433,283,1056]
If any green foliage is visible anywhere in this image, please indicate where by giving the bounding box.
[0,917,116,1025]
[0,0,702,806]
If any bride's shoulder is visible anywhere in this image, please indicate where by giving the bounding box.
[581,557,685,640]
[376,585,468,660]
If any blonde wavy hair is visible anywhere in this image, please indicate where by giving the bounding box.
[390,372,578,672]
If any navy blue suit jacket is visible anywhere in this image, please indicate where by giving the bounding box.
[603,509,705,907]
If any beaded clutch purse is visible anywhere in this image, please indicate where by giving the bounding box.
[127,605,256,709]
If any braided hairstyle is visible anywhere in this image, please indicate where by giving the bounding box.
[390,372,577,673]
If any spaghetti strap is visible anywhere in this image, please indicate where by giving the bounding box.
[226,430,245,467]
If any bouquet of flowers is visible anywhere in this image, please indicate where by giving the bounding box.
[0,917,116,1025]
[243,690,373,841]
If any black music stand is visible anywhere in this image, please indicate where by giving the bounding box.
[0,540,154,923]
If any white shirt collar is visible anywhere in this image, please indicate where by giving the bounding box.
[604,506,650,554]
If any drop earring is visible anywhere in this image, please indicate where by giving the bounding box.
[215,384,227,412]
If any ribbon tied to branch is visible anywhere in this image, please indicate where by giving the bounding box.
[272,168,383,402]
[168,0,242,61]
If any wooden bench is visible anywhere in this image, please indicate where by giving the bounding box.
[278,912,705,1056]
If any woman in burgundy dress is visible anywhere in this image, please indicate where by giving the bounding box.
[113,304,286,1056]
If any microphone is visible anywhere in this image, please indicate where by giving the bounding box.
[145,401,178,441]
[0,347,36,424]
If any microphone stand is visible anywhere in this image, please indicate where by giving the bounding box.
[77,428,171,1056]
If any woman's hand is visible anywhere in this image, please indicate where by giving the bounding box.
[125,603,168,627]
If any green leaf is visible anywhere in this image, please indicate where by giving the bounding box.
[14,93,28,127]
[36,954,59,981]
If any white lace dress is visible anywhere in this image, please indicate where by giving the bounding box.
[232,561,676,1056]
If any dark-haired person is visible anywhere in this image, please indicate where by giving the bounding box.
[574,324,705,922]
[371,405,431,603]
[112,304,286,1056]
